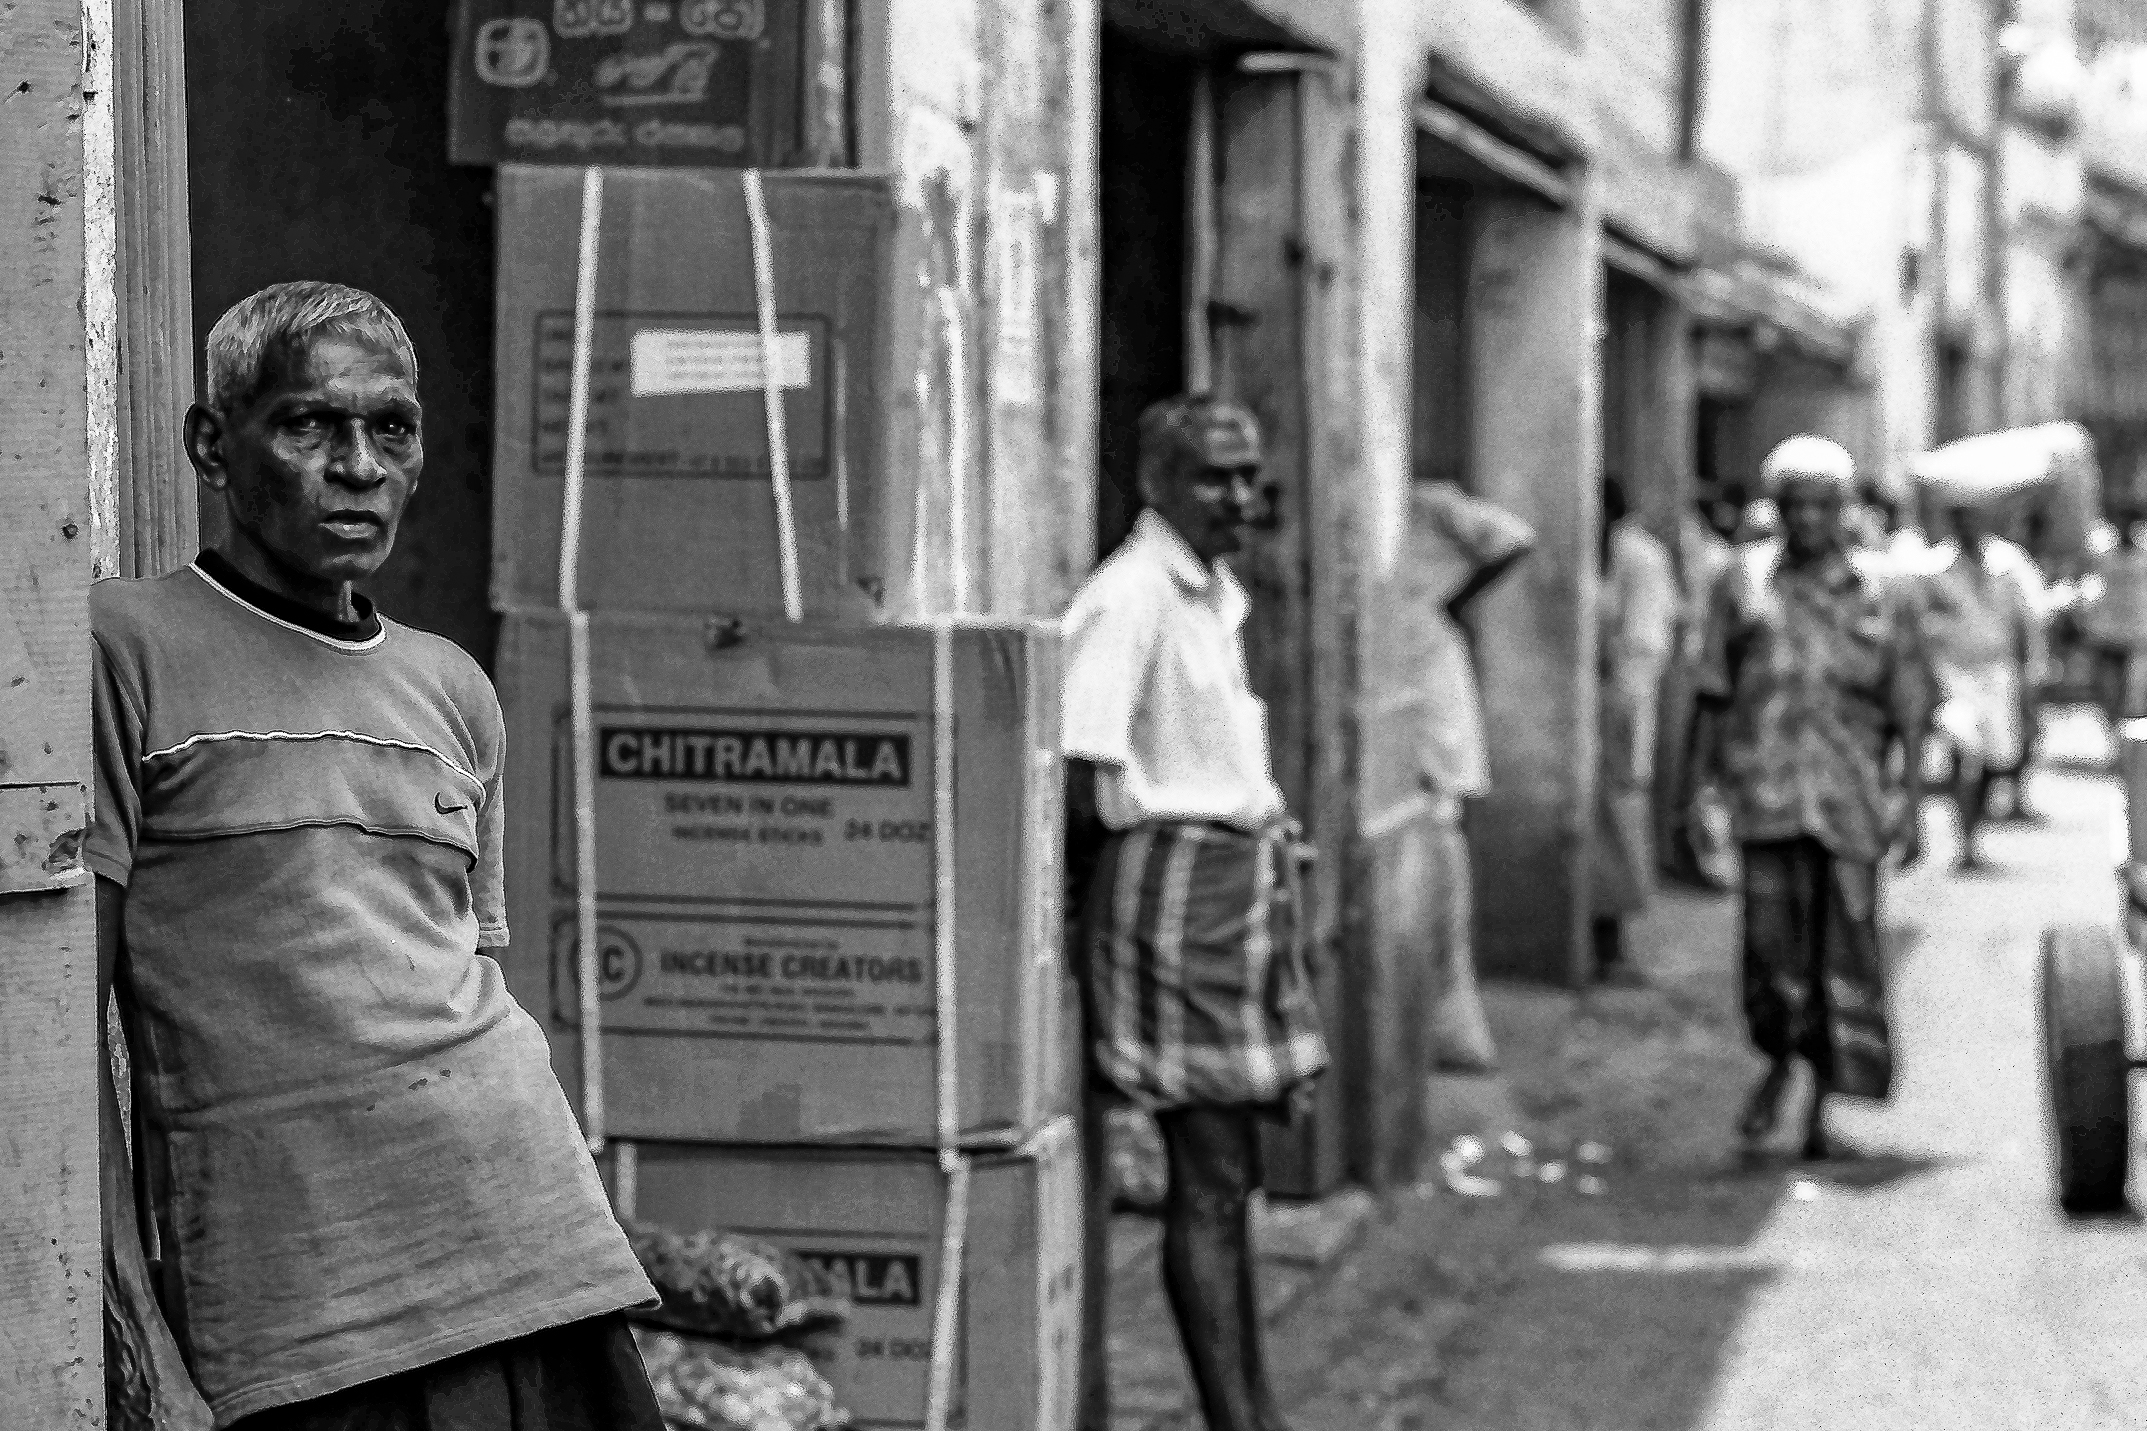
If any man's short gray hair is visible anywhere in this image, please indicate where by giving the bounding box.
[202,281,417,416]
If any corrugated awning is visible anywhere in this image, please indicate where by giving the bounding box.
[1415,98,1574,207]
[1684,262,1862,371]
[1102,0,1337,54]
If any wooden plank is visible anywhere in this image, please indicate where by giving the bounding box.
[1295,63,1364,1195]
[0,2,104,1425]
[113,0,196,577]
[1213,73,1308,809]
[1213,71,1340,1196]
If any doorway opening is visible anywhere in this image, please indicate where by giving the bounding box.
[1096,26,1196,562]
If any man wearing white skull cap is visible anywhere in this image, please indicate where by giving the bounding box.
[1694,435,1932,1157]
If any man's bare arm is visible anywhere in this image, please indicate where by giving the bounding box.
[98,874,213,1430]
[98,873,122,1011]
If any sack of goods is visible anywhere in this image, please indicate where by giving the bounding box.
[625,1221,852,1431]
[632,1333,846,1431]
[627,1121,1081,1431]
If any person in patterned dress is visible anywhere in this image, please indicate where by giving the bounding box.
[1694,435,1932,1159]
[1063,395,1329,1431]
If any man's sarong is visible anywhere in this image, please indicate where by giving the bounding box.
[228,1315,661,1431]
[1083,823,1329,1111]
[1592,671,1659,917]
[1741,837,1893,1100]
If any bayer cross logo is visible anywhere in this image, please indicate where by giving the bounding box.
[473,18,549,88]
[559,921,643,1002]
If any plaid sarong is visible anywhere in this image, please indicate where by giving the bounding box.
[1081,822,1329,1111]
[1741,837,1893,1100]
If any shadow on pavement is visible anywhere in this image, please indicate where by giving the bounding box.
[1726,1146,1951,1193]
[1394,1167,1791,1431]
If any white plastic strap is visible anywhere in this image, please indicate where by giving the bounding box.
[924,618,972,1431]
[561,166,607,1156]
[743,169,805,624]
[937,289,971,612]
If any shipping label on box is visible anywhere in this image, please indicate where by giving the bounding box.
[492,168,891,620]
[531,311,832,478]
[555,706,936,1044]
[499,611,1071,1146]
[627,1118,1081,1431]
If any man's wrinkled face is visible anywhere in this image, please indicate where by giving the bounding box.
[1149,461,1260,564]
[191,333,423,587]
[1777,476,1847,561]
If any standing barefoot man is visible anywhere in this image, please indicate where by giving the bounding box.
[1064,396,1328,1431]
[1694,436,1931,1159]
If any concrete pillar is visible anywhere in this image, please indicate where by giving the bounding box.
[1466,191,1601,987]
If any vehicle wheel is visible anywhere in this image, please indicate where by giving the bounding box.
[2041,924,2132,1213]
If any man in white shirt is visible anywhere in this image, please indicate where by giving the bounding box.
[1063,396,1328,1431]
[1921,502,2041,870]
[1593,476,1680,982]
[2080,501,2147,727]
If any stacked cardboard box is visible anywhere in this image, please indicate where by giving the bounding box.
[490,166,1080,1429]
[494,610,1073,1147]
[492,165,894,622]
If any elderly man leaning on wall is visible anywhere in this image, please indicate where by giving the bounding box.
[97,282,660,1431]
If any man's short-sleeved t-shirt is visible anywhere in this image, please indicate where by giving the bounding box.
[89,559,653,1425]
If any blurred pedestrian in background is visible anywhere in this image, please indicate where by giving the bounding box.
[1920,501,2044,869]
[1410,480,1536,1068]
[2079,500,2147,732]
[1735,495,1781,546]
[1667,487,1744,891]
[1062,395,1328,1431]
[1592,475,1679,984]
[1694,436,1930,1159]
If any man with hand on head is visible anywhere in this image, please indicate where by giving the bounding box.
[1063,395,1328,1431]
[1694,435,1930,1161]
[95,282,659,1430]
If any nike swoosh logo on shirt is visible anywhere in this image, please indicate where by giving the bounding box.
[434,793,469,815]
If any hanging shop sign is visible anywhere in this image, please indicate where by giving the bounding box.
[450,0,826,168]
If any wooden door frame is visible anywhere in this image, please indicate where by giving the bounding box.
[1201,54,1361,1193]
[3,0,194,1417]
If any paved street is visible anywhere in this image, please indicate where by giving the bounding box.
[1113,711,2147,1430]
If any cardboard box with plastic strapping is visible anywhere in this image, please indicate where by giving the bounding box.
[491,166,892,619]
[622,1118,1080,1431]
[496,609,1073,1146]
